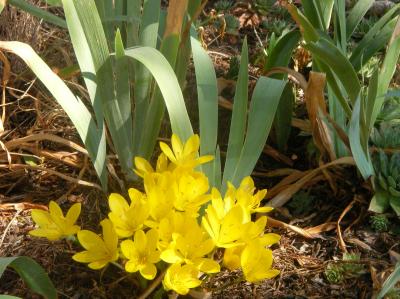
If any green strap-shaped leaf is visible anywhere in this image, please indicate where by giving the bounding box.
[191,36,218,186]
[133,0,161,154]
[222,38,249,189]
[0,257,56,299]
[349,96,374,180]
[264,30,301,71]
[230,77,286,187]
[377,263,400,299]
[0,295,22,299]
[306,38,361,104]
[346,0,374,41]
[350,4,400,71]
[124,47,193,145]
[0,41,107,188]
[8,0,66,28]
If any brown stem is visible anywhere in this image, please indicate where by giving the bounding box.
[137,269,167,299]
[181,0,208,45]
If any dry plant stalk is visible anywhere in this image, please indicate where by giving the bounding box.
[305,72,336,162]
[164,0,188,38]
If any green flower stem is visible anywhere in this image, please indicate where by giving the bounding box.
[137,269,167,299]
[111,261,125,271]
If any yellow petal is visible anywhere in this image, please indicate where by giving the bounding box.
[194,258,220,273]
[49,201,64,219]
[134,157,154,177]
[260,233,281,246]
[100,219,118,253]
[125,259,140,273]
[160,142,176,163]
[196,155,214,165]
[29,228,61,241]
[160,249,182,264]
[77,230,106,251]
[128,188,143,203]
[31,209,52,227]
[134,230,147,254]
[88,260,109,270]
[140,263,157,280]
[65,203,81,226]
[171,134,184,158]
[182,134,199,157]
[120,239,137,260]
[108,193,129,215]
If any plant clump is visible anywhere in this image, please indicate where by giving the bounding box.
[29,134,280,296]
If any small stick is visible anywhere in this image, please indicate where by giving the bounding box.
[137,269,167,299]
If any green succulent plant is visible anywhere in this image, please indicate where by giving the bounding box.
[371,122,400,149]
[325,264,344,284]
[325,253,365,284]
[224,14,240,35]
[370,214,390,232]
[377,94,400,123]
[370,151,400,216]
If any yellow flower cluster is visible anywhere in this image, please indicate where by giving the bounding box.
[29,134,280,295]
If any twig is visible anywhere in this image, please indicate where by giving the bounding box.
[337,197,359,253]
[137,269,167,299]
[0,210,21,249]
[0,164,102,190]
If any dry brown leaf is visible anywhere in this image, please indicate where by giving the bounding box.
[305,72,336,161]
[267,157,356,207]
[263,144,294,166]
[0,50,10,132]
[164,0,188,37]
[304,222,336,235]
[266,217,316,239]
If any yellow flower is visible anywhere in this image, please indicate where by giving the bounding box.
[157,211,194,251]
[240,239,280,282]
[202,204,246,248]
[29,201,81,241]
[232,177,273,220]
[120,229,160,280]
[72,219,119,270]
[159,134,213,170]
[108,189,149,238]
[134,153,169,177]
[223,245,244,271]
[143,172,175,226]
[223,217,280,271]
[171,171,211,213]
[160,219,219,274]
[163,263,202,295]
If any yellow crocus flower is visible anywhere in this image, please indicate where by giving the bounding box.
[120,229,160,280]
[159,134,213,170]
[240,239,280,282]
[29,201,81,241]
[160,219,219,274]
[163,263,202,295]
[108,189,149,238]
[72,219,119,270]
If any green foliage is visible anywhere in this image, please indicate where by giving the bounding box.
[370,214,390,232]
[377,94,400,123]
[0,256,56,299]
